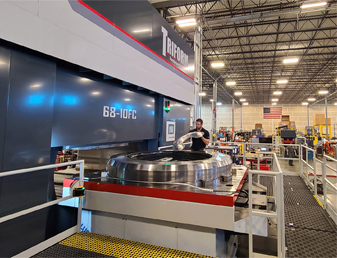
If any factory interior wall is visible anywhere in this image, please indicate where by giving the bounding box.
[0,0,194,104]
[201,104,337,136]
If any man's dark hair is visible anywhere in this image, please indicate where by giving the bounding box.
[196,118,203,124]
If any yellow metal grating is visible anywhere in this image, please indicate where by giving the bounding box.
[60,232,215,258]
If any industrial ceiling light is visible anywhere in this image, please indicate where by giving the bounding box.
[277,80,288,84]
[283,58,299,64]
[125,98,130,101]
[0,61,5,65]
[211,61,225,68]
[226,81,236,86]
[92,92,101,95]
[31,84,41,88]
[273,91,282,95]
[133,29,151,33]
[146,105,152,107]
[335,102,337,105]
[243,103,249,106]
[239,98,246,102]
[302,102,309,105]
[216,102,222,106]
[301,2,327,9]
[80,78,91,81]
[176,18,196,27]
[308,98,316,101]
[234,92,242,96]
[318,90,329,94]
[272,103,277,105]
[199,92,206,96]
[210,99,214,102]
[271,98,278,101]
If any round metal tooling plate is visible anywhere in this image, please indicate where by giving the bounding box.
[107,150,232,185]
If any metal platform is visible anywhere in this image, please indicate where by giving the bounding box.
[283,176,337,258]
[33,232,214,258]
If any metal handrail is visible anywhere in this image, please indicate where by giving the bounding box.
[248,152,285,258]
[0,160,85,256]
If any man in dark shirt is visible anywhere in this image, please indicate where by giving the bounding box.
[189,118,210,151]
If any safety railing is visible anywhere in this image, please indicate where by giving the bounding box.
[298,145,337,224]
[0,160,84,257]
[208,144,286,257]
[247,152,286,258]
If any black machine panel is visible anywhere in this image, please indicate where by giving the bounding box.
[0,46,11,172]
[2,51,56,171]
[51,70,156,147]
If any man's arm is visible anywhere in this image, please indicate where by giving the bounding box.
[201,131,210,145]
[201,137,210,145]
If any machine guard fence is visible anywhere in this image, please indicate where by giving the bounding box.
[0,160,85,257]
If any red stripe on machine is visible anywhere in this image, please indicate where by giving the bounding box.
[77,0,194,81]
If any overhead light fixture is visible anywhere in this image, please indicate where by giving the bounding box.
[318,90,329,95]
[243,103,249,106]
[31,84,41,88]
[301,2,327,9]
[274,91,282,95]
[234,92,242,96]
[272,103,277,105]
[80,78,90,81]
[283,58,299,64]
[308,98,316,101]
[302,102,309,105]
[335,102,337,106]
[239,98,246,102]
[216,102,222,106]
[176,18,196,27]
[125,98,130,101]
[146,105,152,107]
[226,81,236,86]
[271,98,279,101]
[210,99,214,102]
[277,80,288,84]
[92,92,100,95]
[199,92,206,96]
[211,61,224,68]
[0,61,5,65]
[133,29,151,33]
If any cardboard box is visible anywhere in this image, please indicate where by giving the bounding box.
[314,114,325,125]
[255,123,262,129]
[281,115,290,121]
[315,118,331,125]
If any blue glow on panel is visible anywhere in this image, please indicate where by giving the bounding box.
[63,96,78,105]
[114,103,122,109]
[151,111,155,115]
[27,95,43,105]
[126,105,133,110]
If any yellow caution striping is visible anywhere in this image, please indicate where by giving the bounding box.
[60,232,214,258]
[313,195,323,207]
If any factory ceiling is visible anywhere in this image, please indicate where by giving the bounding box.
[150,0,337,105]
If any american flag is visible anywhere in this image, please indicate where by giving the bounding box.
[263,107,282,119]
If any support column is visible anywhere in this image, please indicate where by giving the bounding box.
[193,23,202,122]
[241,104,243,132]
[211,80,217,144]
[307,105,309,127]
[325,96,329,139]
[232,98,235,140]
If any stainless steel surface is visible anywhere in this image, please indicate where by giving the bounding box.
[107,150,232,186]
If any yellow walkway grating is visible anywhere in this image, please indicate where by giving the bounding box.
[60,232,215,258]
